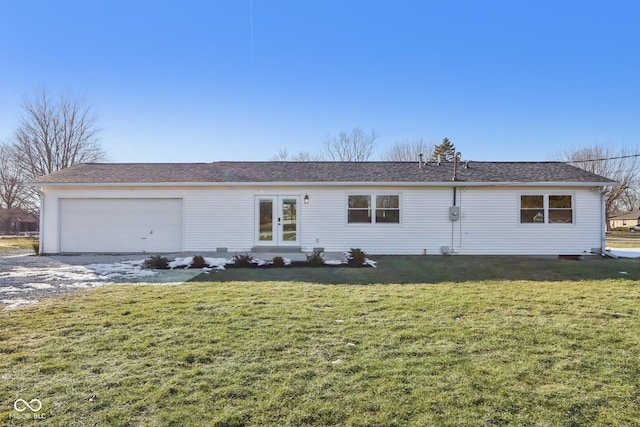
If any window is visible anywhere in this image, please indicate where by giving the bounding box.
[376,195,400,223]
[348,195,371,223]
[520,195,544,223]
[348,194,400,224]
[549,195,572,223]
[520,195,573,224]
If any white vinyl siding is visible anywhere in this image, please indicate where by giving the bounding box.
[39,184,604,255]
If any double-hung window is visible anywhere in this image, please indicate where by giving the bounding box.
[520,194,573,224]
[348,194,400,224]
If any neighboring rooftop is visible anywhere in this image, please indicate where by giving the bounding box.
[30,161,618,185]
[608,208,640,220]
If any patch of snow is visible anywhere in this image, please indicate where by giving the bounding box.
[346,342,356,347]
[2,299,38,310]
[335,319,344,323]
[168,257,193,269]
[0,287,22,293]
[331,359,342,364]
[86,261,158,279]
[324,259,345,265]
[619,271,629,275]
[169,256,232,269]
[204,257,232,269]
[364,258,377,268]
[24,283,55,289]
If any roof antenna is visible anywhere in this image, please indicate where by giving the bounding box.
[418,153,424,169]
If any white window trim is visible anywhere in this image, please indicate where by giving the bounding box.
[519,193,575,225]
[346,193,402,225]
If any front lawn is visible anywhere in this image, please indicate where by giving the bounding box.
[1,274,639,425]
[192,254,640,284]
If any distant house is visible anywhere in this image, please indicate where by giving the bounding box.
[29,161,616,255]
[608,208,640,231]
[0,208,39,235]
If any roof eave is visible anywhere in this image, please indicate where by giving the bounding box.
[28,180,618,188]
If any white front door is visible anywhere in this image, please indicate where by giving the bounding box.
[255,196,299,246]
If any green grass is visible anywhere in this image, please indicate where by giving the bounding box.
[194,255,640,284]
[2,271,640,425]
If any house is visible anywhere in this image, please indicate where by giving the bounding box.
[29,161,616,255]
[608,208,640,231]
[0,208,39,235]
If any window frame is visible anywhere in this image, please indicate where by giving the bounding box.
[519,193,574,225]
[347,193,401,225]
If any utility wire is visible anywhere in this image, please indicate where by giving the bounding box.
[567,153,640,163]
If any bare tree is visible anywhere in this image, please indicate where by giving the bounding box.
[0,144,34,233]
[269,148,321,161]
[558,144,640,220]
[380,138,435,161]
[10,89,107,181]
[322,128,377,161]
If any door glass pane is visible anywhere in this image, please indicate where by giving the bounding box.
[259,200,273,241]
[282,199,297,241]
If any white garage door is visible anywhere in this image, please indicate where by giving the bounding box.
[60,199,183,253]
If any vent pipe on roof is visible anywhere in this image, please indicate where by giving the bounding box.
[418,153,424,169]
[452,152,460,181]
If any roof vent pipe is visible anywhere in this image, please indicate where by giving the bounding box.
[418,153,424,169]
[452,152,460,181]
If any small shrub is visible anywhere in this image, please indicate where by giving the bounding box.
[272,256,285,267]
[192,255,206,268]
[144,254,169,269]
[348,248,367,267]
[232,252,254,268]
[306,250,325,267]
[31,240,40,256]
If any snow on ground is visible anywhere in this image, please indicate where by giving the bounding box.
[0,251,201,310]
[168,256,232,269]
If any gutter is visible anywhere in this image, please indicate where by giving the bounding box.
[26,181,617,188]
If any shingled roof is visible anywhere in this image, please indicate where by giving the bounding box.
[30,161,617,186]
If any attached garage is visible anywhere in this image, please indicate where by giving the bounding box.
[59,198,183,253]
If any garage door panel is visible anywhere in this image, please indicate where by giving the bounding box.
[60,199,183,253]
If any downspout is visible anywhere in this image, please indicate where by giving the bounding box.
[38,188,44,255]
[601,188,606,254]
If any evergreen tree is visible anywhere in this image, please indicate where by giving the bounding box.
[430,137,457,162]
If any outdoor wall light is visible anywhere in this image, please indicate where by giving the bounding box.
[304,194,310,205]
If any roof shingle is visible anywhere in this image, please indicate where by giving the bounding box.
[30,161,617,185]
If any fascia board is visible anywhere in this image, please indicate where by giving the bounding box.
[28,180,618,188]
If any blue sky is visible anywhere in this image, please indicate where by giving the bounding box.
[1,1,638,162]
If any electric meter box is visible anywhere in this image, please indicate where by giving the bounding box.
[449,206,460,221]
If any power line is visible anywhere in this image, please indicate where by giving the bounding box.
[567,153,640,163]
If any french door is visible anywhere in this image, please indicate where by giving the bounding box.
[255,196,299,246]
